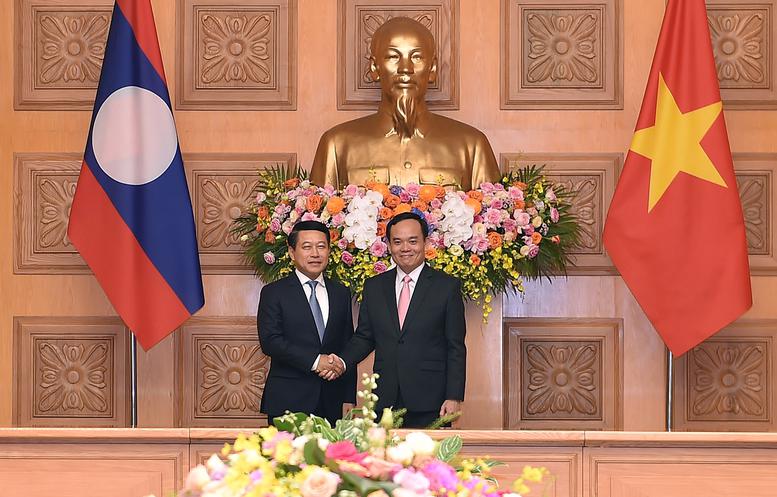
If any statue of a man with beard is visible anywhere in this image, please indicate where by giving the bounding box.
[310,17,500,190]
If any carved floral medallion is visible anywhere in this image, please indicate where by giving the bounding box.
[199,342,269,415]
[708,11,766,87]
[199,12,273,86]
[37,341,109,414]
[37,13,109,86]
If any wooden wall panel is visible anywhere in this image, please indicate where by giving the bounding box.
[673,320,777,432]
[185,153,296,273]
[708,0,777,109]
[501,0,623,109]
[504,318,623,430]
[178,317,269,428]
[12,317,130,427]
[501,153,621,274]
[177,0,297,109]
[14,0,112,110]
[733,153,777,274]
[337,0,458,109]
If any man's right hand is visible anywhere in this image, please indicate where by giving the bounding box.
[316,354,345,380]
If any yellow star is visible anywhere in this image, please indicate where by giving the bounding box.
[630,72,727,212]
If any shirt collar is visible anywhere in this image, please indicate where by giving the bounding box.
[396,263,425,283]
[295,269,325,288]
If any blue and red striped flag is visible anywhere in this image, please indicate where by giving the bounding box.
[68,0,204,350]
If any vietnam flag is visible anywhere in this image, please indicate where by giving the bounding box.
[603,0,751,356]
[67,0,204,350]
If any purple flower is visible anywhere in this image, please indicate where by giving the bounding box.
[337,238,349,250]
[390,185,403,196]
[263,252,276,264]
[550,207,560,223]
[341,251,354,265]
[374,261,388,273]
[369,240,388,257]
[421,461,459,492]
[269,218,282,233]
[411,207,426,219]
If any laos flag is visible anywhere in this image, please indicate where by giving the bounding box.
[67,0,204,350]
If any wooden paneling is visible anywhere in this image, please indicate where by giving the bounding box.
[673,320,777,432]
[12,317,130,427]
[178,317,269,428]
[733,153,777,274]
[185,153,296,273]
[501,0,623,109]
[501,153,621,274]
[14,0,112,110]
[337,0,459,109]
[504,318,623,430]
[177,0,297,109]
[708,0,777,109]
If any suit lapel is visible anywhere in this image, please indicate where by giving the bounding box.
[381,269,401,335]
[288,275,322,344]
[399,265,433,336]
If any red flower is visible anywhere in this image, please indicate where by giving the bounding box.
[325,441,367,463]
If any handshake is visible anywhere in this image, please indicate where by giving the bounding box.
[316,353,345,380]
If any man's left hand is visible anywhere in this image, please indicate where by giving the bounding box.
[439,399,461,417]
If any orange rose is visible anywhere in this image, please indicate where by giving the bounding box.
[467,190,483,202]
[435,186,446,199]
[418,185,437,202]
[469,254,481,266]
[257,206,270,219]
[513,181,528,190]
[425,247,438,260]
[376,222,387,237]
[326,196,345,215]
[306,195,323,213]
[384,194,401,208]
[514,200,526,210]
[531,232,543,244]
[394,203,412,214]
[487,232,503,249]
[464,198,482,215]
[412,200,428,211]
[379,207,394,220]
[369,183,391,199]
[265,230,276,244]
[329,229,340,242]
[283,178,300,189]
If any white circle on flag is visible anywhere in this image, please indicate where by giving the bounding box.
[92,86,178,185]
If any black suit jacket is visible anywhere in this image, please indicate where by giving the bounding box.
[258,274,356,418]
[341,265,466,412]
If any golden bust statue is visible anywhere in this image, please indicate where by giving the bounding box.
[310,17,500,190]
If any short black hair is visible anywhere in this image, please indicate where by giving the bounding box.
[386,212,428,240]
[288,220,330,248]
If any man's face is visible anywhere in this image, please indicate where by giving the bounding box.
[388,219,425,274]
[288,230,330,279]
[371,29,436,102]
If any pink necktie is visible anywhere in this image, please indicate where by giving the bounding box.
[398,275,412,328]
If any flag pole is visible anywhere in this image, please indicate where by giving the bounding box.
[130,333,138,428]
[666,348,673,432]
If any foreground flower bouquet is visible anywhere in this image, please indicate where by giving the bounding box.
[174,374,548,497]
[233,166,578,318]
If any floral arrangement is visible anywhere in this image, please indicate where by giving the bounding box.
[170,374,548,497]
[234,166,577,317]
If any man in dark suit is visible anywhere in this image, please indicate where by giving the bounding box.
[330,212,466,428]
[258,221,355,425]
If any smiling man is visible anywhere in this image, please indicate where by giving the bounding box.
[257,221,356,425]
[310,17,500,190]
[330,212,467,428]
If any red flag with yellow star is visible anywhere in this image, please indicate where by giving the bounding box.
[603,0,751,356]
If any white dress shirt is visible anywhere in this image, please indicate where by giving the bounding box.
[395,263,425,305]
[296,270,329,371]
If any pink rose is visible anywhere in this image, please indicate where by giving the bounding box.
[263,252,276,264]
[523,224,535,235]
[514,211,531,226]
[430,199,442,210]
[332,212,346,226]
[338,238,349,250]
[269,218,282,233]
[326,441,366,463]
[489,199,503,210]
[363,456,401,479]
[508,186,524,201]
[485,208,502,225]
[341,251,354,265]
[301,467,340,497]
[344,184,359,197]
[550,207,560,223]
[546,188,557,201]
[528,245,540,258]
[479,182,496,194]
[393,469,430,493]
[399,192,412,203]
[370,240,388,257]
[405,183,420,196]
[323,185,336,195]
[374,261,388,273]
[301,212,318,222]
